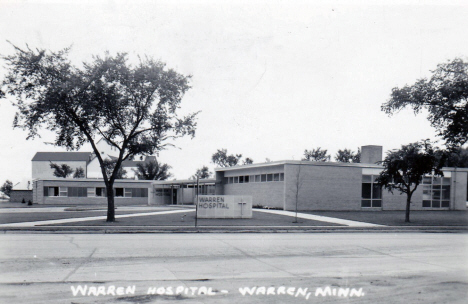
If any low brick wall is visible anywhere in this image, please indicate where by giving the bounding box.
[9,190,33,203]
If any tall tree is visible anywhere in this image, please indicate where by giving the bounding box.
[49,163,74,178]
[376,140,443,223]
[382,58,468,148]
[133,160,172,180]
[302,148,330,162]
[73,167,85,178]
[439,147,468,168]
[2,45,197,221]
[0,180,13,197]
[211,149,252,167]
[335,148,361,163]
[191,166,212,179]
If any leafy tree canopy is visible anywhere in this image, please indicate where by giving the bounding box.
[382,58,468,147]
[211,149,253,167]
[436,146,468,168]
[191,166,212,179]
[0,180,13,197]
[49,163,74,178]
[103,159,127,179]
[1,44,197,221]
[73,167,85,178]
[335,148,361,163]
[302,148,330,162]
[376,140,443,222]
[133,160,172,180]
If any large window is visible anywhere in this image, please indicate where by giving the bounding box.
[44,187,59,197]
[115,188,124,197]
[96,187,106,197]
[361,175,382,208]
[68,187,87,197]
[422,176,450,208]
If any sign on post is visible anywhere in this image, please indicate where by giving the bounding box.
[196,195,252,218]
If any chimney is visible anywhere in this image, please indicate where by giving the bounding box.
[361,145,383,164]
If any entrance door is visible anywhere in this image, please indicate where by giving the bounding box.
[172,188,177,204]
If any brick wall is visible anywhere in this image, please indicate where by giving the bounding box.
[284,163,362,211]
[9,190,33,203]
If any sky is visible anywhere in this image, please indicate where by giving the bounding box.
[1,0,468,187]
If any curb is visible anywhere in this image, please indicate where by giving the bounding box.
[2,226,467,234]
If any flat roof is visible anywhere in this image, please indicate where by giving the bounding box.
[34,178,217,185]
[213,160,468,172]
[214,160,383,171]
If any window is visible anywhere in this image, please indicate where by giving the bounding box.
[125,188,133,197]
[234,176,239,183]
[239,176,244,183]
[44,187,59,197]
[273,173,280,181]
[255,175,261,182]
[422,176,450,208]
[279,173,284,181]
[115,188,124,197]
[68,187,87,197]
[244,175,249,183]
[361,175,382,208]
[59,187,68,197]
[96,187,106,197]
[267,174,273,182]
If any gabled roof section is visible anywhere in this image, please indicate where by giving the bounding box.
[32,152,93,162]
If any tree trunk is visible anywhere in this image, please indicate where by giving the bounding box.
[405,194,412,223]
[106,184,115,222]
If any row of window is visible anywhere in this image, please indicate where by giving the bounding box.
[224,173,285,184]
[44,187,148,198]
[361,175,451,208]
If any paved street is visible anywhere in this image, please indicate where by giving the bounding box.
[0,233,467,303]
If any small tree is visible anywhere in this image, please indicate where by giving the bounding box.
[0,180,13,197]
[73,167,85,178]
[376,140,443,223]
[133,160,172,180]
[211,149,252,167]
[302,148,330,162]
[49,163,74,178]
[335,148,361,163]
[243,157,254,165]
[292,164,304,223]
[191,166,212,179]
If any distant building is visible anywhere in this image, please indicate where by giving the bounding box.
[31,138,156,180]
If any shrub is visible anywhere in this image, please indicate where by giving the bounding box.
[28,200,32,206]
[21,198,25,204]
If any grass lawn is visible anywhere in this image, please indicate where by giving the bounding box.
[302,210,468,226]
[0,210,169,224]
[44,210,344,227]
